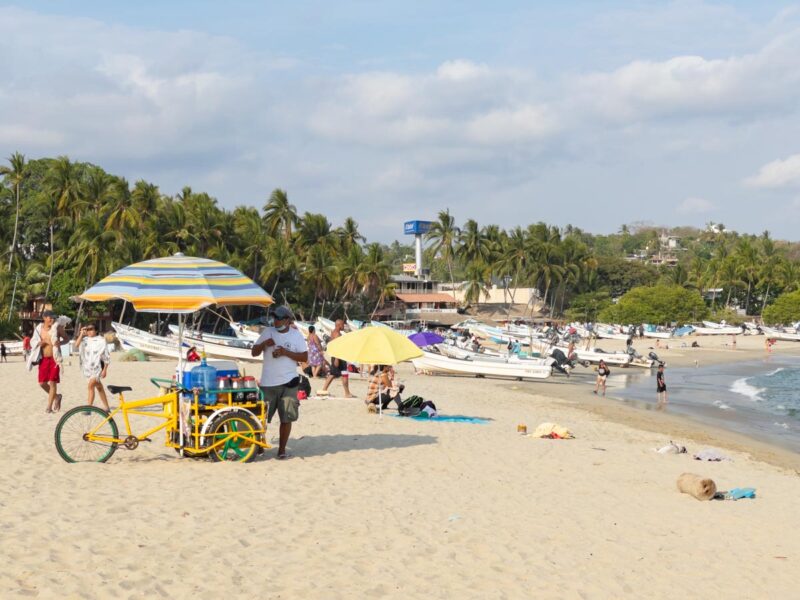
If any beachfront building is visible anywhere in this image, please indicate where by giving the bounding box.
[378,274,460,326]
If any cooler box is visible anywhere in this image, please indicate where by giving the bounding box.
[179,360,240,404]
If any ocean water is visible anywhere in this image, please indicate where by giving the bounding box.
[612,357,800,453]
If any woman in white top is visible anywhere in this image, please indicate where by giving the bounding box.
[74,323,111,411]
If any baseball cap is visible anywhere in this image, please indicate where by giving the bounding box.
[42,310,57,318]
[271,305,295,320]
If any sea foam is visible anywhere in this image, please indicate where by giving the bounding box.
[730,377,765,401]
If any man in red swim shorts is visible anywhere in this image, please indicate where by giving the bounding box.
[29,310,69,413]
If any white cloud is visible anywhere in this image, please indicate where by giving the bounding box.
[745,154,800,188]
[677,197,716,214]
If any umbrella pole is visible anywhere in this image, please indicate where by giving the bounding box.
[378,377,382,419]
[178,313,185,456]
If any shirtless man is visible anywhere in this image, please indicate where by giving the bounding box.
[31,310,69,413]
[320,319,354,398]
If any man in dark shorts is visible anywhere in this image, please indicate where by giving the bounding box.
[656,365,667,408]
[251,305,308,459]
[320,318,354,398]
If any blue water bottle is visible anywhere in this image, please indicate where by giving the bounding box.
[190,353,217,405]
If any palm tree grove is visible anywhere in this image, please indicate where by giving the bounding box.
[3,153,800,336]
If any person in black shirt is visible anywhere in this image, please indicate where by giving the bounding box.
[594,360,610,396]
[656,365,667,407]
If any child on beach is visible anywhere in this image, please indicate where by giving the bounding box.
[594,360,610,396]
[656,365,667,408]
[74,324,111,411]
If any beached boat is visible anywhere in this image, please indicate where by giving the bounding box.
[316,317,336,337]
[113,323,185,360]
[760,326,800,342]
[593,324,630,341]
[0,340,24,355]
[693,321,743,335]
[642,325,672,339]
[412,350,552,380]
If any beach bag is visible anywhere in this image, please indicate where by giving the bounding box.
[398,395,425,416]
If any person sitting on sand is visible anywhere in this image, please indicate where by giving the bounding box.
[594,359,610,396]
[365,364,404,412]
[74,323,111,411]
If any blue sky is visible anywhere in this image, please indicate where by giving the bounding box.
[3,1,800,242]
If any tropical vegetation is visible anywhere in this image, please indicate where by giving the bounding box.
[3,154,800,332]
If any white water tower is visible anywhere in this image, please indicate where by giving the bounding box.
[403,220,433,277]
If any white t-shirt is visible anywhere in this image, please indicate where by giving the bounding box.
[255,326,308,387]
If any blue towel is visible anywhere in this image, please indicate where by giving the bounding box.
[392,414,490,424]
[727,487,756,500]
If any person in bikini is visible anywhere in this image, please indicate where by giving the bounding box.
[594,359,610,396]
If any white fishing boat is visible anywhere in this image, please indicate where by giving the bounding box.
[316,317,336,336]
[642,325,672,339]
[693,321,743,335]
[113,323,185,360]
[0,340,23,355]
[167,324,252,344]
[412,350,552,380]
[593,324,630,341]
[760,326,800,342]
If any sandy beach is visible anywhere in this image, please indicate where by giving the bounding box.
[2,341,799,599]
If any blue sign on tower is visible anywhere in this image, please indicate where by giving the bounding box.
[404,220,432,235]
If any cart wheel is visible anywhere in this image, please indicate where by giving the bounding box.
[55,405,119,463]
[208,412,260,463]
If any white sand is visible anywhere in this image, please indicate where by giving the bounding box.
[1,353,799,598]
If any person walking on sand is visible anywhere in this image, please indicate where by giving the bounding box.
[306,325,326,378]
[27,310,69,413]
[74,323,111,411]
[0,343,6,362]
[656,364,668,408]
[251,305,308,459]
[594,359,610,396]
[321,318,355,398]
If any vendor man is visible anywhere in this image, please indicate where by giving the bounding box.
[251,305,308,459]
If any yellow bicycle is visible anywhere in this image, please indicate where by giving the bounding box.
[54,379,270,463]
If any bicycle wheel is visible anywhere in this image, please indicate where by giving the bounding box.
[208,412,260,463]
[55,405,119,463]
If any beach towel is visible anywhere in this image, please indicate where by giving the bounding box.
[693,449,731,462]
[532,422,574,439]
[391,414,490,424]
[26,319,69,371]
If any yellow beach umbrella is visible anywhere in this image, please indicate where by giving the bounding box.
[325,325,422,365]
[325,326,422,417]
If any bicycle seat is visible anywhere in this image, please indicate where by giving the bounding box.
[107,385,132,395]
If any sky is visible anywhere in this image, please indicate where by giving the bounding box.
[2,1,800,242]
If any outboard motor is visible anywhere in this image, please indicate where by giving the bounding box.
[648,351,665,367]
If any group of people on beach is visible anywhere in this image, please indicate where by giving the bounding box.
[593,358,667,407]
[27,311,112,413]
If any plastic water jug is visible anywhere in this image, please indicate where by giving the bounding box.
[190,354,217,405]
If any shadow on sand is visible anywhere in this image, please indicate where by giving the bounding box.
[288,433,437,458]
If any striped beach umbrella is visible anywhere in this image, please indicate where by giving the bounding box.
[78,254,273,313]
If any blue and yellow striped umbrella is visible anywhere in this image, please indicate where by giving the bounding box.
[79,254,273,313]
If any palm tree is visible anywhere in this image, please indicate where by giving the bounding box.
[302,244,336,317]
[734,238,759,314]
[758,231,781,314]
[336,245,366,301]
[46,156,83,220]
[104,178,141,232]
[131,180,161,214]
[263,188,299,241]
[260,236,297,296]
[336,217,366,250]
[68,212,120,285]
[297,212,334,250]
[426,209,460,296]
[361,243,391,300]
[462,261,490,305]
[458,219,489,265]
[233,206,268,280]
[0,152,27,270]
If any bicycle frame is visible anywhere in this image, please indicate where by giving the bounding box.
[85,390,178,446]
